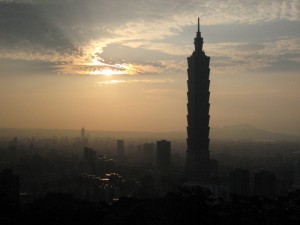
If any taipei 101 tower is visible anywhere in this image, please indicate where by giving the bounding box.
[185,18,211,182]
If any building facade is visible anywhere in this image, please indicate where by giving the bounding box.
[293,157,300,189]
[117,140,125,159]
[254,170,276,198]
[229,169,250,196]
[143,143,155,164]
[156,140,171,171]
[185,18,211,182]
[0,169,19,207]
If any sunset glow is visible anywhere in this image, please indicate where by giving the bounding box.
[91,69,121,76]
[0,0,299,135]
[89,63,137,76]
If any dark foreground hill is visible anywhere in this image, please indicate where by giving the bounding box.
[2,187,300,225]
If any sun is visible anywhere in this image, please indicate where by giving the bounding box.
[91,69,124,76]
[89,58,114,76]
[89,58,134,76]
[91,58,101,66]
[101,69,113,76]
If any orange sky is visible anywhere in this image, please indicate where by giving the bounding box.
[0,0,300,135]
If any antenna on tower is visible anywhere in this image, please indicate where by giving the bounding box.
[198,17,200,32]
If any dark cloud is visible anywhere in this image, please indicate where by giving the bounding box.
[0,0,200,52]
[0,1,127,54]
[163,20,300,45]
[207,20,300,43]
[99,43,181,65]
[263,54,300,72]
[0,2,74,52]
[0,0,299,76]
[0,58,57,75]
[234,43,265,51]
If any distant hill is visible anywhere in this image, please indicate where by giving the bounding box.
[211,124,300,141]
[0,124,299,142]
[0,128,183,140]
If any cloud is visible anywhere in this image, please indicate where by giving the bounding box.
[97,78,174,86]
[0,58,56,75]
[215,90,300,98]
[1,0,300,76]
[0,2,76,51]
[206,37,300,74]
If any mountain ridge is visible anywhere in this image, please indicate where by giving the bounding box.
[0,124,299,141]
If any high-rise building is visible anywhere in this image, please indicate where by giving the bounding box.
[229,169,250,196]
[293,154,300,189]
[0,169,19,207]
[81,127,85,140]
[84,147,96,162]
[81,127,88,147]
[254,170,276,198]
[9,137,18,162]
[143,143,155,163]
[83,147,97,174]
[156,140,171,171]
[96,156,116,177]
[117,140,125,159]
[185,18,211,182]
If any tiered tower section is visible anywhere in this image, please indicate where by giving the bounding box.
[185,18,210,182]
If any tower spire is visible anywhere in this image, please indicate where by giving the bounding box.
[194,17,203,52]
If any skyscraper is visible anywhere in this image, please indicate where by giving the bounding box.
[143,143,155,164]
[293,153,300,189]
[229,169,250,196]
[254,170,276,198]
[117,140,125,159]
[0,169,19,207]
[156,140,171,171]
[83,147,97,174]
[185,18,211,182]
[81,127,86,140]
[81,127,88,147]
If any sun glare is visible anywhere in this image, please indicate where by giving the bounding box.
[101,69,113,76]
[91,69,125,76]
[91,58,101,66]
[88,56,138,76]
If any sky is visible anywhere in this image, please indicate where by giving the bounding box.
[0,0,300,135]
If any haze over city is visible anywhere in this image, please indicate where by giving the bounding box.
[1,0,300,136]
[2,2,300,224]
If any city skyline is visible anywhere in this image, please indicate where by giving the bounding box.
[0,0,300,135]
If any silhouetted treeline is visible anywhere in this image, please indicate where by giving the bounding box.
[1,187,300,225]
